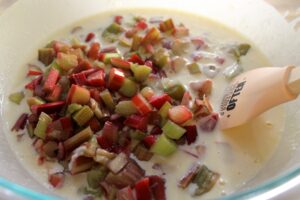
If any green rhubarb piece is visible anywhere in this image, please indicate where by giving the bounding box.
[103,53,121,64]
[100,89,115,111]
[87,165,108,189]
[93,61,105,69]
[162,120,186,139]
[9,92,24,105]
[165,83,186,101]
[26,123,35,138]
[118,38,131,48]
[193,165,209,186]
[130,130,146,141]
[73,105,94,126]
[56,53,78,71]
[105,23,124,34]
[67,103,82,115]
[130,64,152,82]
[131,35,142,51]
[158,101,172,126]
[150,134,177,156]
[34,112,52,140]
[38,48,55,66]
[119,78,138,97]
[27,97,45,107]
[115,101,137,116]
[187,63,201,74]
[154,48,170,68]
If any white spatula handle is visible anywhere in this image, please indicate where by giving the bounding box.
[288,66,300,95]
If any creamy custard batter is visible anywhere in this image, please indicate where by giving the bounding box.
[4,9,284,200]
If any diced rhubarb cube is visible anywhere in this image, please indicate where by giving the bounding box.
[127,54,144,65]
[86,69,105,87]
[11,113,28,132]
[85,32,95,42]
[124,114,148,132]
[108,68,125,90]
[150,126,162,135]
[141,27,160,46]
[96,121,118,149]
[135,177,152,200]
[149,94,172,109]
[110,57,131,70]
[88,117,101,132]
[31,101,65,115]
[136,20,148,30]
[25,75,43,90]
[132,94,153,115]
[168,105,193,124]
[66,84,90,105]
[114,15,123,25]
[48,173,64,188]
[185,125,198,145]
[44,68,60,92]
[143,135,156,149]
[149,176,166,200]
[70,72,87,86]
[87,42,100,60]
[46,84,62,102]
[116,186,135,200]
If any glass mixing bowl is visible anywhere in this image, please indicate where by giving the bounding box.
[0,0,299,199]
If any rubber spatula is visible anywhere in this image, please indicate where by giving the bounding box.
[219,65,299,130]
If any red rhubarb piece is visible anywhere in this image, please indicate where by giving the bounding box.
[114,15,123,24]
[110,57,131,70]
[143,135,156,149]
[127,54,144,65]
[124,114,148,132]
[108,68,125,90]
[25,76,43,90]
[87,42,100,60]
[70,72,87,86]
[48,173,64,188]
[85,32,95,42]
[11,113,28,132]
[136,21,148,30]
[135,177,152,200]
[96,121,118,149]
[149,94,172,109]
[86,69,105,87]
[184,125,198,145]
[31,101,65,115]
[44,68,60,92]
[46,84,62,102]
[66,84,90,105]
[149,176,166,200]
[168,105,193,124]
[132,94,153,115]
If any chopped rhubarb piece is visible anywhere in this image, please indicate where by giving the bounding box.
[48,173,64,188]
[149,176,166,200]
[111,57,131,70]
[173,26,189,37]
[64,127,93,152]
[168,105,193,124]
[72,59,92,74]
[116,186,135,200]
[124,114,148,132]
[141,27,161,46]
[150,134,177,156]
[127,53,144,65]
[134,144,154,161]
[11,113,28,132]
[70,72,87,85]
[162,120,186,140]
[159,18,175,33]
[114,15,123,25]
[46,84,62,102]
[198,112,219,132]
[143,135,156,149]
[31,101,65,115]
[66,84,90,105]
[185,125,198,145]
[107,153,129,174]
[27,65,42,76]
[47,117,73,141]
[44,68,59,92]
[141,87,155,101]
[179,163,200,189]
[25,75,42,91]
[132,94,153,115]
[86,69,105,87]
[150,126,162,135]
[97,121,118,149]
[85,32,95,42]
[87,42,100,60]
[88,117,101,132]
[181,91,192,108]
[56,52,78,71]
[135,177,152,200]
[136,20,148,30]
[192,97,213,118]
[189,79,212,98]
[149,94,172,110]
[108,68,125,90]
